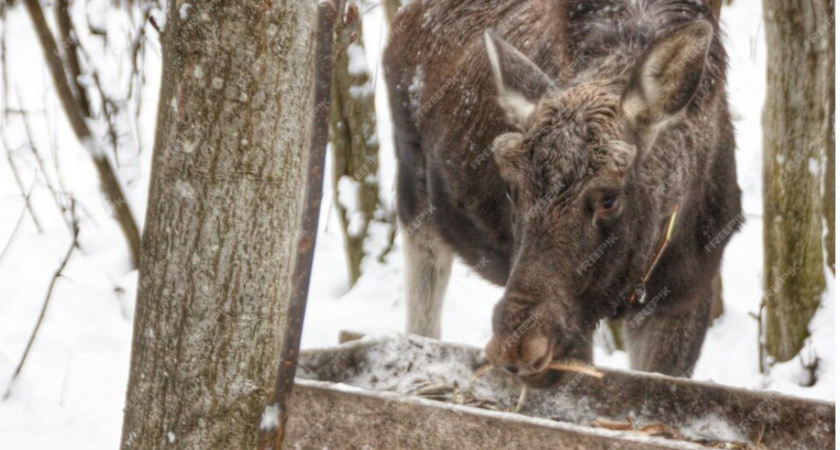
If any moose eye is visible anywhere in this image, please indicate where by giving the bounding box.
[600,194,618,211]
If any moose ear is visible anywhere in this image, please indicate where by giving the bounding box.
[484,29,554,130]
[620,21,713,148]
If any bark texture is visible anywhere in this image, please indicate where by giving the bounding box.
[330,2,380,285]
[761,0,833,362]
[119,0,315,448]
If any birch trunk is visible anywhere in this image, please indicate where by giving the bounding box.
[120,0,315,447]
[761,0,832,363]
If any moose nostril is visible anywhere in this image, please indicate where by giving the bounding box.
[506,364,519,374]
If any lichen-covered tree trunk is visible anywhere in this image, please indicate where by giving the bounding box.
[761,0,832,363]
[119,0,315,448]
[330,2,380,285]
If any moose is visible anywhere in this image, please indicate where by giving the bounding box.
[384,0,741,385]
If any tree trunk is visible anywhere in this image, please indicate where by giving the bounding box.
[384,0,402,24]
[761,0,832,363]
[824,28,836,275]
[119,0,315,448]
[330,2,380,286]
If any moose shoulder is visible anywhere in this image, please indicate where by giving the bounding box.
[384,0,741,384]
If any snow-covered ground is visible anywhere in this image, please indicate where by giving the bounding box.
[0,0,834,448]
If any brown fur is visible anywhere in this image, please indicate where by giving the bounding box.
[385,0,741,383]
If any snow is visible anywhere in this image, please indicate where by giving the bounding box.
[347,43,369,76]
[179,4,191,20]
[259,404,281,431]
[0,0,834,448]
[336,175,366,237]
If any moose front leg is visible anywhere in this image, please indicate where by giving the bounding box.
[401,218,454,339]
[623,283,714,377]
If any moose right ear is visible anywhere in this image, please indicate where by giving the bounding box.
[620,21,713,149]
[484,29,554,130]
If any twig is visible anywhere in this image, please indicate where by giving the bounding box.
[15,91,72,228]
[547,361,605,379]
[2,140,43,233]
[473,360,605,383]
[22,0,141,267]
[592,417,634,431]
[471,363,495,382]
[0,182,35,268]
[258,1,339,448]
[514,384,528,412]
[2,200,79,401]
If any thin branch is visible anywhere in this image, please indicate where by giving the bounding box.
[22,0,141,267]
[16,90,78,232]
[3,144,43,233]
[2,200,78,401]
[0,181,35,267]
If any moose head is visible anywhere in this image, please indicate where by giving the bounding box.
[482,21,714,385]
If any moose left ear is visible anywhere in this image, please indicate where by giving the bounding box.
[621,21,713,148]
[484,29,555,130]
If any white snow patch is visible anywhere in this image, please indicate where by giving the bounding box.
[808,157,820,175]
[337,176,361,212]
[259,404,281,431]
[347,43,369,76]
[166,431,175,444]
[679,415,746,443]
[179,3,191,19]
[337,176,366,237]
[349,81,374,98]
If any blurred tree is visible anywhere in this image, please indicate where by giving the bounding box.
[23,0,142,265]
[119,0,316,447]
[761,0,833,363]
[331,1,381,286]
[384,0,402,24]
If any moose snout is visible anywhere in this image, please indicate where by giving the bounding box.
[485,330,556,386]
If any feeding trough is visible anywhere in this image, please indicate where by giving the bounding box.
[285,333,834,449]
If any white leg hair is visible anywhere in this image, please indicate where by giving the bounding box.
[402,218,454,339]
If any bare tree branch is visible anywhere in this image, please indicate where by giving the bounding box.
[2,200,78,401]
[55,0,91,117]
[0,180,36,268]
[3,142,43,233]
[22,0,141,267]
